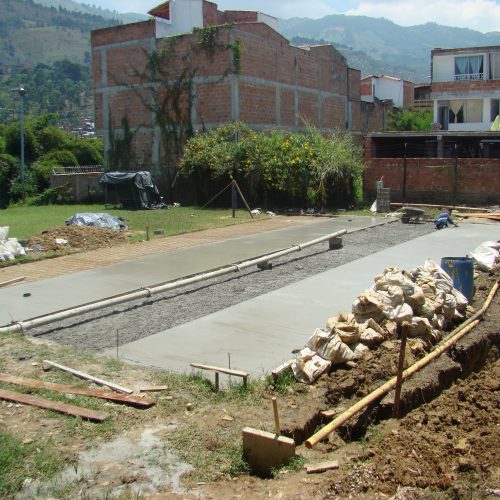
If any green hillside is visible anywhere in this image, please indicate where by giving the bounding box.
[280,16,500,82]
[0,0,121,66]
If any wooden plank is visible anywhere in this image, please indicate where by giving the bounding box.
[306,460,339,474]
[138,385,168,393]
[0,276,26,288]
[190,363,249,378]
[459,213,500,219]
[0,388,109,422]
[43,360,133,394]
[271,360,293,382]
[0,373,154,408]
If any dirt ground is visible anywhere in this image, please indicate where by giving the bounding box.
[0,221,498,499]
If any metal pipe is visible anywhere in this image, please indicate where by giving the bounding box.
[1,229,347,335]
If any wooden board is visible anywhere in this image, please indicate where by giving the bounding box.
[0,373,155,408]
[43,360,133,394]
[190,363,249,378]
[306,460,339,474]
[459,213,500,219]
[0,388,109,422]
[139,385,168,393]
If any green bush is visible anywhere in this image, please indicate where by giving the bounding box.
[28,185,73,206]
[38,125,69,154]
[67,136,104,165]
[0,154,19,208]
[179,123,365,208]
[30,159,58,191]
[42,149,79,167]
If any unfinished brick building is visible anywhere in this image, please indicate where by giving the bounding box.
[91,0,365,193]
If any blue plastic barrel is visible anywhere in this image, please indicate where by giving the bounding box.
[440,257,474,302]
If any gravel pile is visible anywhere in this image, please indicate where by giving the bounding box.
[31,220,435,351]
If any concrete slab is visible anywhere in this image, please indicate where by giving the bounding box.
[108,224,499,377]
[0,216,385,326]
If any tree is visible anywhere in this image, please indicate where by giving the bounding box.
[386,109,433,131]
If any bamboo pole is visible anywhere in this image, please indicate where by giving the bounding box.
[305,319,480,448]
[305,279,499,448]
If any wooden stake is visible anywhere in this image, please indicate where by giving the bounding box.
[0,388,109,422]
[272,397,280,435]
[393,325,408,418]
[43,360,133,394]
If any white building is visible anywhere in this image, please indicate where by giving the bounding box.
[431,46,500,131]
[149,0,278,38]
[360,75,414,109]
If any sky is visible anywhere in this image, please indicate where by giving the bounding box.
[92,0,500,33]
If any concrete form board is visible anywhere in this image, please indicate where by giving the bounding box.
[108,224,499,377]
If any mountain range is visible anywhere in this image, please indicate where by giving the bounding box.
[1,0,500,82]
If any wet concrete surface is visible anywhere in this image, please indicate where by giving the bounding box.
[0,216,385,326]
[107,223,499,378]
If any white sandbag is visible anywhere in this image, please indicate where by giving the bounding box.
[0,242,15,261]
[349,342,370,360]
[407,285,426,309]
[316,334,358,365]
[374,268,416,298]
[380,319,398,340]
[359,328,384,347]
[292,348,331,384]
[470,241,500,271]
[0,226,8,242]
[352,289,391,316]
[307,328,331,352]
[385,302,414,324]
[376,285,405,306]
[326,313,362,345]
[404,317,433,338]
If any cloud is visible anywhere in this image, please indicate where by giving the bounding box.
[347,0,500,33]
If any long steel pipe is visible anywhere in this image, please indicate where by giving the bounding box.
[0,229,347,335]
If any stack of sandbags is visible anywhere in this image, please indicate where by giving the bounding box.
[0,226,26,262]
[291,260,472,384]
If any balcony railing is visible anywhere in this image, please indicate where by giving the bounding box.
[454,73,484,81]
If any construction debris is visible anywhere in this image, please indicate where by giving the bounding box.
[306,460,340,474]
[43,360,134,394]
[0,373,155,408]
[292,259,473,384]
[0,388,109,422]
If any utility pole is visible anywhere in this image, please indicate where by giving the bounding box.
[19,87,26,204]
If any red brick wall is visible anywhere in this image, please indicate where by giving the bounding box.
[432,79,500,93]
[91,21,154,47]
[360,78,372,97]
[363,157,500,205]
[92,20,361,189]
[403,81,414,109]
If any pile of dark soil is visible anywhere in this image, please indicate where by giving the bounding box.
[27,226,128,252]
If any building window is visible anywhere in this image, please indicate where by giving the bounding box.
[454,55,484,80]
[449,99,483,123]
[492,99,500,120]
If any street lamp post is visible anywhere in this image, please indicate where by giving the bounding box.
[18,87,26,203]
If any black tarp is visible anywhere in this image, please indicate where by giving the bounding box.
[100,171,161,209]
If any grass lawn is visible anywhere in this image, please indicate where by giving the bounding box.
[0,205,259,241]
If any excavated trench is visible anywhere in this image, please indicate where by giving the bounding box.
[284,274,499,447]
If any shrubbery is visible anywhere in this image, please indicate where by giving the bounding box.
[179,123,364,208]
[0,114,104,207]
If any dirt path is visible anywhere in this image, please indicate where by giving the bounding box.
[0,216,309,285]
